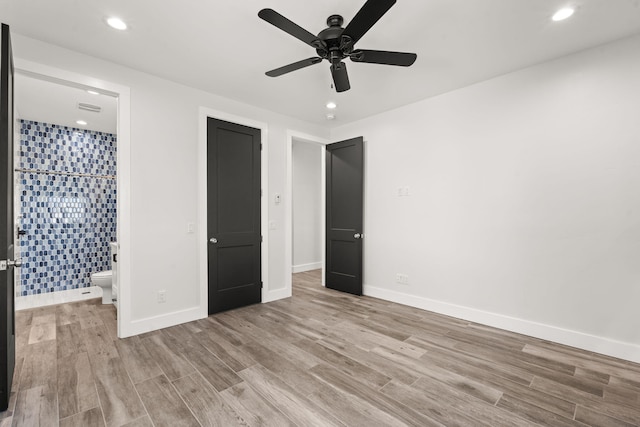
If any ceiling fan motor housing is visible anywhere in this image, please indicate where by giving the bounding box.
[316,14,354,64]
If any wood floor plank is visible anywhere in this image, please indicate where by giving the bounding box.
[77,305,104,330]
[115,337,162,384]
[173,373,249,427]
[92,357,146,427]
[196,329,256,373]
[220,382,296,427]
[12,385,58,427]
[380,380,488,427]
[496,394,585,426]
[307,381,410,427]
[310,363,444,427]
[140,333,194,381]
[176,337,243,392]
[221,311,322,370]
[59,407,105,427]
[57,352,99,419]
[409,376,535,427]
[318,335,421,385]
[238,339,326,396]
[135,374,200,427]
[11,356,23,392]
[524,344,640,383]
[417,339,536,386]
[82,325,119,362]
[575,405,636,427]
[56,323,87,360]
[56,302,81,326]
[120,416,154,427]
[238,364,346,427]
[19,340,57,390]
[28,322,56,345]
[374,345,504,404]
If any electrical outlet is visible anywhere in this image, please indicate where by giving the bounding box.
[158,290,166,303]
[395,273,409,285]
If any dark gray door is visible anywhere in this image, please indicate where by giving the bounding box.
[326,137,364,295]
[207,118,261,314]
[0,23,15,411]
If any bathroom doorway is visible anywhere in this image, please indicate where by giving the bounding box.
[13,73,118,310]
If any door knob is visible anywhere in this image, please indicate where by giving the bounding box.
[209,238,218,244]
[354,233,361,239]
[7,259,22,268]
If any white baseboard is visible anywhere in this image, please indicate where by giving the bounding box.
[363,285,640,364]
[292,262,322,273]
[123,307,205,337]
[263,287,292,303]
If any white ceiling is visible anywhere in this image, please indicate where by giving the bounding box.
[2,0,640,128]
[15,74,118,134]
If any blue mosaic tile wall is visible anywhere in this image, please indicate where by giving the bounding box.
[18,120,117,295]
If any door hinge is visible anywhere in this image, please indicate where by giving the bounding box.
[260,143,263,150]
[261,281,263,289]
[261,235,263,242]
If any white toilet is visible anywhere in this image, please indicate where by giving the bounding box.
[91,270,113,304]
[91,242,118,304]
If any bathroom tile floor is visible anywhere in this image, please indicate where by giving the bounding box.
[2,270,640,426]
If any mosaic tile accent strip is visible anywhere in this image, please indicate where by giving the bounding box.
[18,120,117,295]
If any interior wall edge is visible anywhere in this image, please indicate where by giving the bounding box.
[364,284,640,364]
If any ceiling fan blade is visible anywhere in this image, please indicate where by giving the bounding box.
[350,49,417,66]
[331,62,351,92]
[258,9,324,49]
[343,0,396,44]
[266,57,323,77]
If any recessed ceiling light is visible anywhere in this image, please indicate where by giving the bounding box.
[552,7,575,21]
[107,17,127,30]
[76,120,88,126]
[326,113,335,121]
[87,90,100,95]
[326,102,337,109]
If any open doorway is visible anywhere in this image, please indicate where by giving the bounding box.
[289,135,326,293]
[292,139,323,274]
[13,73,118,310]
[10,61,131,338]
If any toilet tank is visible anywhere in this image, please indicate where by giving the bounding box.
[109,242,118,310]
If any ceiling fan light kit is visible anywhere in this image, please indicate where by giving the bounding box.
[258,0,417,92]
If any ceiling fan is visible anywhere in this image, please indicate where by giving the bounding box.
[258,0,417,93]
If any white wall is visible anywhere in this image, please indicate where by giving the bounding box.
[331,34,640,362]
[292,140,322,272]
[11,34,329,336]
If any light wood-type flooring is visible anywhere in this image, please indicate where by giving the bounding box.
[2,269,640,426]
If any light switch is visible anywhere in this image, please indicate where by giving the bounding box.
[269,221,277,230]
[187,222,195,233]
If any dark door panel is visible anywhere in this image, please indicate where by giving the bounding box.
[207,118,261,314]
[0,23,15,411]
[326,137,364,296]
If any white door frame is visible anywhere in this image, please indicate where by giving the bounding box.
[13,59,131,338]
[197,108,270,314]
[285,130,330,289]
